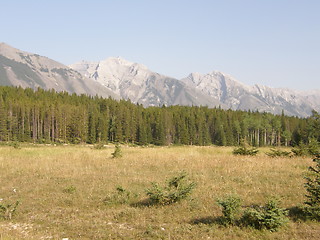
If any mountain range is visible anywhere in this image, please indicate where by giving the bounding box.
[0,43,118,99]
[0,42,319,117]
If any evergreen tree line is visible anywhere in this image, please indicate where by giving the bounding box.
[0,86,319,146]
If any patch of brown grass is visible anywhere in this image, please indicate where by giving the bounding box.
[0,145,319,239]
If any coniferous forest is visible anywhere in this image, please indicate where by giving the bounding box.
[0,86,319,146]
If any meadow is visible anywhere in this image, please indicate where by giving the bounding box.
[0,144,319,239]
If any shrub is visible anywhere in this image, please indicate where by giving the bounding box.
[93,143,106,150]
[9,142,21,149]
[291,148,305,157]
[304,154,320,220]
[241,199,288,231]
[233,146,259,156]
[0,201,20,220]
[266,148,291,158]
[292,140,320,157]
[111,144,122,158]
[216,195,242,225]
[145,171,196,205]
[307,139,320,156]
[233,139,259,156]
[63,185,77,194]
[104,186,137,205]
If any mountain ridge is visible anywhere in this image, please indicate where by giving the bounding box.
[181,71,320,116]
[71,57,320,117]
[0,43,119,99]
[70,57,220,108]
[1,43,319,117]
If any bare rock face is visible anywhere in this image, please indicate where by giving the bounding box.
[72,56,320,117]
[181,71,320,117]
[0,43,119,99]
[70,57,219,107]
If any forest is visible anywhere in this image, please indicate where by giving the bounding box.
[0,86,319,146]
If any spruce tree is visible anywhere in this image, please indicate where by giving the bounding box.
[305,154,320,220]
[111,144,122,158]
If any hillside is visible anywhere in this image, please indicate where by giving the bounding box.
[0,43,118,99]
[181,71,320,117]
[70,58,218,107]
[71,57,320,117]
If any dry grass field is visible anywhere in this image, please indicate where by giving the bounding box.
[0,144,319,239]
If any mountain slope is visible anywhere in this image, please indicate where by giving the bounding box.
[0,43,118,99]
[70,58,219,107]
[71,57,320,117]
[181,71,320,117]
[1,43,319,117]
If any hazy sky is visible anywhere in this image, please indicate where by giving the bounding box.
[2,0,320,90]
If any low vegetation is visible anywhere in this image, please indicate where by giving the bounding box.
[0,145,319,239]
[292,140,320,157]
[266,148,292,157]
[232,140,259,156]
[216,195,289,231]
[104,186,137,205]
[241,198,289,231]
[111,144,123,158]
[216,194,242,225]
[145,171,196,205]
[0,200,19,220]
[93,142,106,150]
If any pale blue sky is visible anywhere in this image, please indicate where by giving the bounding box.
[1,0,320,90]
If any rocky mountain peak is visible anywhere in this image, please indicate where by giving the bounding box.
[0,44,118,99]
[1,43,319,117]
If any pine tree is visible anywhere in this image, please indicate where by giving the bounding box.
[87,108,97,144]
[0,96,8,141]
[304,154,320,220]
[111,144,122,158]
[0,86,314,148]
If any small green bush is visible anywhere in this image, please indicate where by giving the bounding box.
[241,199,288,231]
[111,144,122,158]
[0,201,20,220]
[291,145,308,157]
[233,139,259,156]
[216,195,242,225]
[104,186,137,205]
[146,171,196,205]
[63,185,77,194]
[233,146,259,156]
[307,139,320,156]
[304,154,320,220]
[292,140,320,157]
[266,148,291,158]
[93,143,106,150]
[9,142,21,149]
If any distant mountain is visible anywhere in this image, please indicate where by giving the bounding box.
[181,71,320,117]
[299,90,320,112]
[1,43,319,117]
[71,58,320,117]
[70,57,219,107]
[0,43,118,99]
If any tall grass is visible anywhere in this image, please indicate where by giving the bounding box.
[0,145,319,239]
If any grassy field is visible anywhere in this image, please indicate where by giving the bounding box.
[0,144,319,239]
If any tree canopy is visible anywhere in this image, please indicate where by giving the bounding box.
[0,86,316,146]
